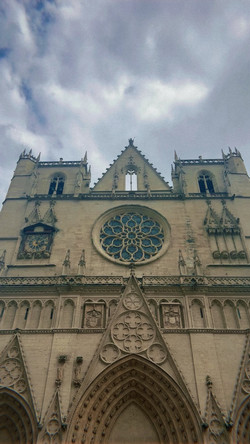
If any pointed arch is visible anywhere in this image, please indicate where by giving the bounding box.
[0,388,37,444]
[41,300,55,328]
[234,396,250,444]
[224,300,238,329]
[16,300,30,329]
[66,355,203,444]
[29,300,42,329]
[61,299,75,328]
[191,299,206,328]
[211,300,225,329]
[3,301,17,329]
[237,300,250,329]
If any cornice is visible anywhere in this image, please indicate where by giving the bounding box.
[1,275,250,294]
[0,328,248,335]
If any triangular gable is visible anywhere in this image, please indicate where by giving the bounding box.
[0,334,38,419]
[38,390,64,442]
[204,376,230,442]
[204,200,222,233]
[93,139,171,192]
[230,336,250,422]
[75,274,197,403]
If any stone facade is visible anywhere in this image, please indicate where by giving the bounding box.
[0,140,250,443]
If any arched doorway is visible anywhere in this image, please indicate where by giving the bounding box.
[67,356,203,444]
[0,388,37,444]
[234,396,250,444]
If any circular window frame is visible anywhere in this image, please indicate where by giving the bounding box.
[92,205,170,266]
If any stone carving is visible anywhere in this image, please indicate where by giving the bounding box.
[123,291,142,310]
[62,250,70,275]
[147,343,167,364]
[205,375,229,444]
[83,303,105,329]
[77,250,86,275]
[0,249,6,275]
[39,391,63,444]
[160,303,182,329]
[0,335,35,411]
[111,311,155,353]
[73,357,83,388]
[55,356,66,387]
[18,201,57,260]
[100,343,120,364]
[204,200,247,261]
[66,356,202,444]
[241,358,250,394]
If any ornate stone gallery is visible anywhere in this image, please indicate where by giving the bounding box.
[0,142,250,443]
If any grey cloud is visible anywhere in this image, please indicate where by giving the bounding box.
[0,0,250,206]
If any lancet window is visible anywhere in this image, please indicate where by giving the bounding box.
[198,172,215,194]
[48,175,65,195]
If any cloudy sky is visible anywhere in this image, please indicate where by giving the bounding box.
[0,0,250,204]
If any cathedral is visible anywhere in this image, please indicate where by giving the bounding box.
[0,139,250,443]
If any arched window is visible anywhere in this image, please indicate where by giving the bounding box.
[48,175,65,195]
[3,302,17,329]
[224,301,238,329]
[198,172,215,194]
[211,300,225,329]
[42,301,55,328]
[29,301,42,329]
[61,299,74,328]
[237,301,250,329]
[16,301,30,329]
[0,301,5,325]
[191,299,206,328]
[125,170,137,191]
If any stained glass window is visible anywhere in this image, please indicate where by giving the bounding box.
[100,212,164,263]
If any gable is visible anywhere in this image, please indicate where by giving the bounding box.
[93,139,171,192]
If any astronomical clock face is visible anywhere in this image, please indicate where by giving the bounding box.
[17,225,54,259]
[24,234,50,253]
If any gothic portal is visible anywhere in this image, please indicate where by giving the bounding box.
[0,140,250,443]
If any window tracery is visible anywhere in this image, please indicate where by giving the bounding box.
[198,172,215,194]
[100,212,165,263]
[48,175,65,195]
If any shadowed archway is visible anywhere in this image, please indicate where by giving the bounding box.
[234,396,250,444]
[67,355,203,444]
[0,388,37,444]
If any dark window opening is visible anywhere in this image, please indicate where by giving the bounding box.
[0,306,4,318]
[200,307,204,318]
[50,308,54,320]
[198,174,215,194]
[24,307,29,320]
[237,307,241,319]
[48,176,65,195]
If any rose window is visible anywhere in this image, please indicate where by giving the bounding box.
[100,212,164,263]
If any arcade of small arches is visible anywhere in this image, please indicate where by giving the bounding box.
[0,297,250,331]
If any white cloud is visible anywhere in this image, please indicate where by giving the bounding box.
[128,80,209,121]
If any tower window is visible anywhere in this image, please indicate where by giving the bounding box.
[198,174,215,194]
[125,171,137,191]
[48,175,65,195]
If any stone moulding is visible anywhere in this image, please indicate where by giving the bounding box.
[1,275,250,288]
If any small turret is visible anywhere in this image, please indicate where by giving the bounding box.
[225,147,247,174]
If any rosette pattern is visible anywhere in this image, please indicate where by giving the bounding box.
[100,212,164,262]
